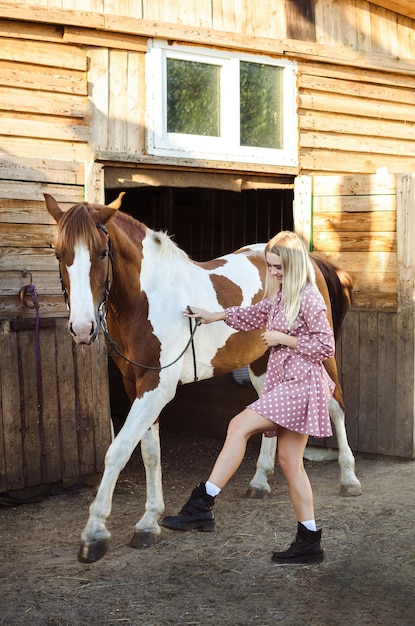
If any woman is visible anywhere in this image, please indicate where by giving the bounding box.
[162,231,335,564]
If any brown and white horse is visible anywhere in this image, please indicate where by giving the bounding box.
[44,192,361,563]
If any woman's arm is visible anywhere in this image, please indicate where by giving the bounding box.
[184,307,225,324]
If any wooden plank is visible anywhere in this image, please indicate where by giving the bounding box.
[313,231,396,252]
[313,211,396,232]
[338,312,360,450]
[353,292,396,310]
[0,223,62,248]
[108,50,129,153]
[370,5,399,57]
[312,173,396,196]
[298,71,415,104]
[0,136,92,162]
[358,311,378,453]
[0,116,90,143]
[0,320,24,490]
[126,51,145,155]
[374,0,415,20]
[0,181,84,202]
[301,111,415,143]
[301,131,415,158]
[395,173,415,457]
[88,48,110,154]
[18,327,42,486]
[0,37,86,70]
[300,92,415,124]
[0,248,58,272]
[300,149,415,175]
[285,0,316,42]
[293,174,312,247]
[0,19,65,43]
[0,159,84,186]
[0,2,105,29]
[55,322,79,479]
[376,312,396,455]
[0,60,86,95]
[313,195,396,213]
[63,26,147,52]
[38,326,62,482]
[74,344,97,475]
[0,271,61,296]
[0,295,68,319]
[0,86,88,119]
[104,13,415,75]
[300,60,415,90]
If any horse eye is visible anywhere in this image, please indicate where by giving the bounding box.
[100,250,108,260]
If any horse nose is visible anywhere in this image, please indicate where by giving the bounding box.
[69,320,97,345]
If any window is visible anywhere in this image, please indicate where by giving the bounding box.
[146,40,298,166]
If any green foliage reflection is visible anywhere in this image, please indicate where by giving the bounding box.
[167,59,220,136]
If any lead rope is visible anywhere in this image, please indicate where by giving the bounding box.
[99,308,201,381]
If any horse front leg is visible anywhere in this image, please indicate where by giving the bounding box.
[329,397,362,496]
[78,399,158,563]
[245,435,277,498]
[129,421,164,549]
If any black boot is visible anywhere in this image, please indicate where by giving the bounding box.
[161,483,216,532]
[271,522,324,564]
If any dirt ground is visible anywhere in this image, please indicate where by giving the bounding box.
[1,428,415,626]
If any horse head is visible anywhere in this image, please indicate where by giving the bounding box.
[45,193,125,345]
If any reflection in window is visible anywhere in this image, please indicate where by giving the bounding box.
[240,62,283,149]
[167,59,220,136]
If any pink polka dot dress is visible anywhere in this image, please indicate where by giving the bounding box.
[225,284,335,438]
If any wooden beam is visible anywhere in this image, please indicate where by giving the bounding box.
[2,2,415,76]
[370,1,415,20]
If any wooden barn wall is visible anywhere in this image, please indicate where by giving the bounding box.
[0,319,111,493]
[0,162,111,493]
[303,173,415,459]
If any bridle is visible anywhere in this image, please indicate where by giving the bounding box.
[58,222,201,380]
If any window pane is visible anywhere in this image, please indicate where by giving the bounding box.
[167,59,220,136]
[240,62,283,149]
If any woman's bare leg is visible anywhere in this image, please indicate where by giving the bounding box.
[276,427,314,522]
[208,409,273,489]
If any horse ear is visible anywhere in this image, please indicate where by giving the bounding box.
[96,192,126,224]
[107,191,125,210]
[44,194,65,223]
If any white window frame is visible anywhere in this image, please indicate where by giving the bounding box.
[146,40,298,166]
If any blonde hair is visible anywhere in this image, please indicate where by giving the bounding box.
[263,231,316,327]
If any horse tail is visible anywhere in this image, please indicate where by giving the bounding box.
[310,254,354,339]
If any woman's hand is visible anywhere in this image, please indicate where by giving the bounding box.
[261,330,298,349]
[184,307,226,324]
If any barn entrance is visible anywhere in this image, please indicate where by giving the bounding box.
[105,181,294,438]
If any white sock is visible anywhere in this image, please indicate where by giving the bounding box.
[301,519,317,531]
[205,481,221,497]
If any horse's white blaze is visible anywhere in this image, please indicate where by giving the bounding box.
[67,243,97,344]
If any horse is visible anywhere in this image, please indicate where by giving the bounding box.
[44,192,361,563]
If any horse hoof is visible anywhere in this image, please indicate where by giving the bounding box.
[244,486,269,499]
[78,539,108,563]
[340,482,362,497]
[129,531,160,549]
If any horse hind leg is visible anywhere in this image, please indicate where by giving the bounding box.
[245,434,277,498]
[329,397,362,496]
[130,421,164,548]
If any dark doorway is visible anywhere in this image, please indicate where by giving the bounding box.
[105,186,293,260]
[105,184,294,437]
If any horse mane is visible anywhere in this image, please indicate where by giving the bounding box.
[150,229,192,263]
[55,203,103,253]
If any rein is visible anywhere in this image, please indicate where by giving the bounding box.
[60,223,202,381]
